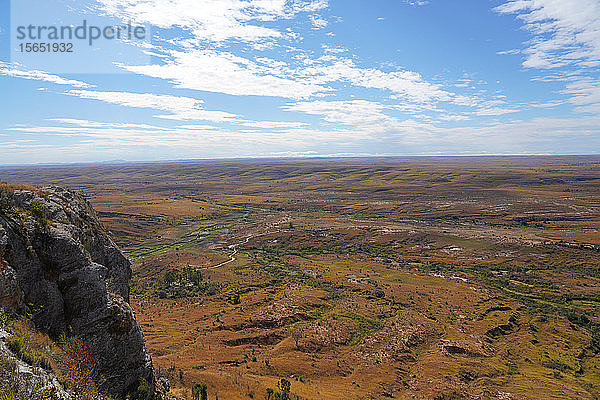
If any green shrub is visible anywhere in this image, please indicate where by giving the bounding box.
[566,311,590,328]
[272,379,291,400]
[154,267,219,299]
[30,200,47,220]
[542,358,571,373]
[133,378,150,400]
[192,383,207,400]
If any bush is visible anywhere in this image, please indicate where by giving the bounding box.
[230,293,241,305]
[192,383,207,400]
[30,200,47,220]
[62,336,97,399]
[0,319,103,400]
[506,361,519,375]
[273,379,291,400]
[133,377,150,400]
[0,332,110,400]
[566,311,590,327]
[0,354,21,400]
[542,358,571,373]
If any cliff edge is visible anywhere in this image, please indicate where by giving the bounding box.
[0,185,155,399]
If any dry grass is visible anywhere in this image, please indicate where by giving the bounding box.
[0,183,39,192]
[5,320,57,371]
[1,318,116,400]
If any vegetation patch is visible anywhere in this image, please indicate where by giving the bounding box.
[154,266,220,299]
[5,320,53,370]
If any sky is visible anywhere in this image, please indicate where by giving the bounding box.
[0,0,599,165]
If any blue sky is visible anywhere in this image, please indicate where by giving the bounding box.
[1,0,599,165]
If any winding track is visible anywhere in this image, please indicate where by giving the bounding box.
[204,217,291,270]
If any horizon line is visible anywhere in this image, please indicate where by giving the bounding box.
[1,153,600,169]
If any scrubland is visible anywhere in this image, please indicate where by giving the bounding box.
[3,156,600,399]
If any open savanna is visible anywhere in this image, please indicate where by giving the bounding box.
[2,156,600,399]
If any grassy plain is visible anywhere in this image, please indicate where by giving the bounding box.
[2,156,600,399]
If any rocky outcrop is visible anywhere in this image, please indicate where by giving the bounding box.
[0,186,155,399]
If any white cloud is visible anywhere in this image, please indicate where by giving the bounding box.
[321,45,347,54]
[496,1,600,115]
[309,15,328,29]
[239,120,308,129]
[119,50,327,99]
[300,58,470,106]
[121,49,468,106]
[62,90,313,129]
[283,99,410,134]
[104,1,494,117]
[96,0,328,42]
[0,62,92,88]
[5,110,600,165]
[474,107,522,116]
[47,118,166,129]
[66,90,238,122]
[285,99,389,124]
[497,49,521,55]
[561,77,600,113]
[7,0,592,164]
[495,0,600,69]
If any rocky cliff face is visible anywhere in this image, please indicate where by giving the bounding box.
[0,186,155,399]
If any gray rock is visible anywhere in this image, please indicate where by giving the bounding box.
[0,265,22,314]
[0,186,155,399]
[158,377,171,393]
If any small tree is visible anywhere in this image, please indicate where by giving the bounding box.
[192,383,207,400]
[192,383,200,400]
[278,379,291,400]
[290,326,304,349]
